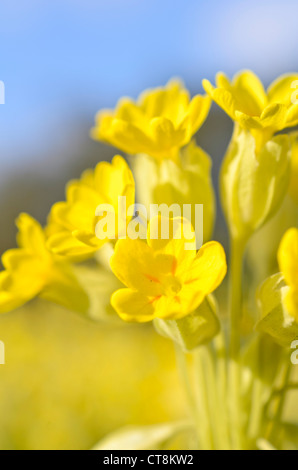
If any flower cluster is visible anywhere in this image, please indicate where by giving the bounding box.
[0,78,224,323]
[2,71,298,450]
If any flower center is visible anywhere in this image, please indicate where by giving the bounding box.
[163,275,182,297]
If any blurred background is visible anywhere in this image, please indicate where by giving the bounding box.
[0,0,298,449]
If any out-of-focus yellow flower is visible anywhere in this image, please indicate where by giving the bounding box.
[277,228,298,322]
[91,80,211,161]
[203,70,298,150]
[110,216,226,322]
[0,213,89,314]
[288,132,298,205]
[47,156,135,259]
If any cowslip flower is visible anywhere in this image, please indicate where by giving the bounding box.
[203,70,298,150]
[91,79,211,161]
[0,213,89,314]
[288,132,298,204]
[110,216,226,322]
[47,155,135,259]
[277,228,298,322]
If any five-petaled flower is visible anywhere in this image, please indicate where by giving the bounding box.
[110,216,227,322]
[278,228,298,322]
[203,70,298,151]
[91,79,211,162]
[0,213,89,314]
[47,155,135,259]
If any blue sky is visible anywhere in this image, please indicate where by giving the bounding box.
[0,0,298,180]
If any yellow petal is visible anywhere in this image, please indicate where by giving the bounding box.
[94,155,135,208]
[152,294,184,320]
[16,213,47,254]
[288,132,298,204]
[232,70,267,116]
[51,200,96,234]
[215,72,231,89]
[202,80,236,120]
[285,103,298,127]
[47,230,98,258]
[234,111,263,130]
[73,229,105,248]
[187,94,211,135]
[0,272,33,314]
[110,288,156,322]
[1,249,48,276]
[259,103,287,129]
[110,119,156,155]
[268,74,298,106]
[150,117,184,149]
[80,168,95,188]
[182,241,227,294]
[115,98,148,124]
[284,288,298,322]
[0,259,45,313]
[139,79,187,119]
[278,228,298,287]
[110,238,164,295]
[147,216,196,269]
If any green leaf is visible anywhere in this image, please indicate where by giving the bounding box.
[153,295,220,351]
[256,273,298,347]
[92,421,192,450]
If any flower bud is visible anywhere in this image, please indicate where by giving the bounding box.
[220,128,290,241]
[131,141,215,244]
[257,273,298,348]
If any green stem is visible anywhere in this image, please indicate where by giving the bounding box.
[248,377,264,441]
[204,344,231,449]
[175,345,196,413]
[228,235,246,449]
[193,348,214,449]
[267,360,292,446]
[214,332,232,449]
[229,236,246,360]
[248,336,265,443]
[174,345,205,449]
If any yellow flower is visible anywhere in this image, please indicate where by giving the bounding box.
[0,213,89,314]
[288,132,298,204]
[91,79,211,161]
[277,228,298,322]
[203,70,298,150]
[110,216,226,322]
[47,155,135,259]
